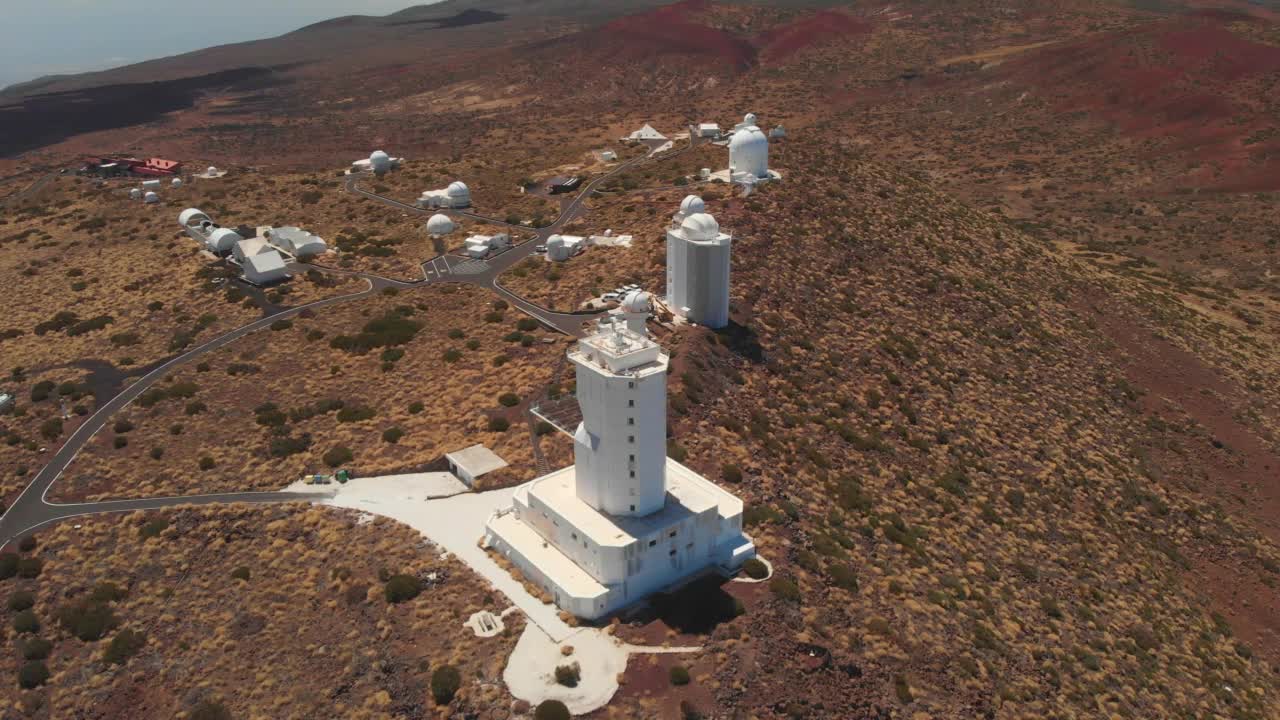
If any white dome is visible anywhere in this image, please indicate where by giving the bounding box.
[729,126,769,179]
[129,188,142,200]
[743,112,758,127]
[447,181,469,197]
[171,178,183,187]
[621,290,652,314]
[143,191,159,204]
[679,194,705,215]
[179,208,208,226]
[546,234,566,248]
[426,213,455,235]
[207,166,218,175]
[208,228,243,252]
[680,212,720,241]
[370,151,391,173]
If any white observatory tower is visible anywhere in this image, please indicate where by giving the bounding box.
[571,321,669,516]
[728,124,769,181]
[666,201,732,329]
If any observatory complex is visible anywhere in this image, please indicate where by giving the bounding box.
[665,195,732,329]
[417,181,471,209]
[351,150,403,175]
[485,321,754,620]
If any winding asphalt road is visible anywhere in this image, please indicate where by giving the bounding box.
[0,136,692,546]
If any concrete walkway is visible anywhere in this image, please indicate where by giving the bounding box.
[317,476,577,641]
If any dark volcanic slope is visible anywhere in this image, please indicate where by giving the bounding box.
[0,68,287,157]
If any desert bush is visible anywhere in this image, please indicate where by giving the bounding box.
[829,564,859,592]
[12,609,39,634]
[769,576,802,603]
[20,637,51,660]
[443,349,462,363]
[516,317,538,332]
[488,417,510,432]
[231,566,251,581]
[17,660,48,688]
[535,700,571,720]
[39,417,63,440]
[18,535,36,552]
[104,629,146,665]
[57,599,118,641]
[269,319,293,331]
[385,574,421,604]
[555,662,581,687]
[324,446,354,468]
[382,427,404,444]
[721,463,743,483]
[670,665,691,686]
[113,435,128,449]
[189,700,232,720]
[113,419,134,434]
[430,664,461,705]
[199,456,216,470]
[16,557,41,579]
[336,405,376,423]
[498,392,520,407]
[0,553,17,579]
[408,401,424,414]
[8,590,35,611]
[742,558,768,580]
[139,517,168,539]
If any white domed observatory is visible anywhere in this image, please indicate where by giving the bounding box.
[370,150,392,175]
[485,320,755,620]
[446,181,470,206]
[426,213,455,236]
[728,125,769,181]
[666,207,732,329]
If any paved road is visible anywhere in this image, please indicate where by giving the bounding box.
[0,137,693,546]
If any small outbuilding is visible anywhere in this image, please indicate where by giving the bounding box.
[463,233,510,259]
[243,250,288,285]
[697,123,720,137]
[233,237,273,262]
[129,188,142,200]
[445,445,508,487]
[143,191,160,204]
[626,124,667,142]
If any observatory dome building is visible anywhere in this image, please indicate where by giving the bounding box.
[370,150,391,174]
[207,228,243,255]
[666,208,732,329]
[728,125,769,181]
[416,180,472,209]
[426,213,456,236]
[485,321,754,619]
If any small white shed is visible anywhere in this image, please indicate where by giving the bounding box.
[445,445,508,487]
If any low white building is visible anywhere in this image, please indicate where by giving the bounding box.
[352,150,404,175]
[417,181,471,209]
[600,150,618,162]
[270,226,327,258]
[233,237,274,262]
[696,123,720,137]
[243,249,288,285]
[485,322,754,619]
[625,124,667,143]
[141,179,161,190]
[769,125,786,139]
[463,233,509,259]
[545,234,586,262]
[446,445,509,487]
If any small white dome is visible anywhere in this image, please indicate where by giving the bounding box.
[679,194,705,215]
[743,112,758,127]
[370,151,391,172]
[207,166,218,175]
[621,290,652,314]
[680,212,720,241]
[447,181,469,197]
[546,234,566,248]
[178,208,208,226]
[129,188,142,200]
[143,191,160,204]
[426,213,455,235]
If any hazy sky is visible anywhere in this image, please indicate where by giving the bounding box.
[0,1,431,90]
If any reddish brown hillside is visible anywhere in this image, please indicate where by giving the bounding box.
[585,0,759,69]
[1001,10,1280,190]
[755,9,873,62]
